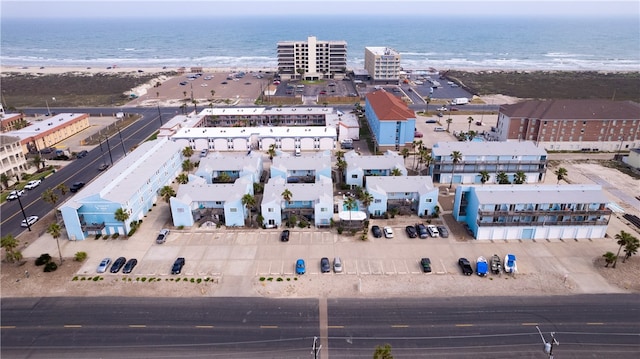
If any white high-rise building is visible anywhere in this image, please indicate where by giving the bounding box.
[277,36,347,80]
[364,47,401,82]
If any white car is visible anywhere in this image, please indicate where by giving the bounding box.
[96,258,111,273]
[7,189,25,201]
[21,215,39,227]
[426,224,439,237]
[24,180,42,190]
[383,226,394,238]
[437,106,448,112]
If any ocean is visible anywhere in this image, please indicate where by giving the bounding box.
[1,15,639,71]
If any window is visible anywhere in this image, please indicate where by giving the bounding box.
[351,174,358,178]
[230,208,237,212]
[375,199,381,203]
[268,208,274,212]
[321,208,327,212]
[425,198,432,203]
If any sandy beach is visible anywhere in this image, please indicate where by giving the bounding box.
[1,65,277,76]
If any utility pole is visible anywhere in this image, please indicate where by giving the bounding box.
[311,336,321,359]
[157,103,163,126]
[105,136,114,165]
[16,194,31,232]
[536,326,559,359]
[117,126,126,156]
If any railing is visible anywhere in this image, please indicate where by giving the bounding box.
[81,222,106,231]
[477,219,610,227]
[478,209,612,216]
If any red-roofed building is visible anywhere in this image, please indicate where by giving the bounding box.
[496,99,640,152]
[364,90,416,151]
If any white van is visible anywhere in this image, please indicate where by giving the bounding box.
[434,127,446,132]
[295,148,301,157]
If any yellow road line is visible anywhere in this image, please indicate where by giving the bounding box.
[521,322,539,326]
[328,325,344,329]
[195,325,214,328]
[586,322,604,325]
[0,326,16,329]
[391,325,409,328]
[260,325,278,329]
[128,325,147,328]
[63,325,82,328]
[455,324,474,327]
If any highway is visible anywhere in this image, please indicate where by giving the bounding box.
[0,106,178,237]
[1,294,638,358]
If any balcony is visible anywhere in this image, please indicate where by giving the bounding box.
[478,208,612,216]
[81,221,106,232]
[477,219,610,227]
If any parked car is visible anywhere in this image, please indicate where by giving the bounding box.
[405,225,418,238]
[122,258,138,274]
[437,106,447,111]
[436,112,444,117]
[76,150,88,158]
[458,258,473,275]
[110,257,127,273]
[425,119,438,123]
[321,257,331,273]
[20,215,39,227]
[426,224,440,237]
[296,259,306,275]
[171,257,186,274]
[333,257,343,273]
[280,229,290,242]
[504,254,517,274]
[383,226,394,238]
[420,258,432,273]
[96,258,111,273]
[437,225,449,238]
[7,189,25,201]
[414,131,424,138]
[97,163,109,171]
[371,225,382,238]
[476,256,488,277]
[179,81,188,86]
[24,180,41,190]
[200,149,208,157]
[415,223,428,239]
[69,182,85,192]
[490,254,502,274]
[156,228,170,244]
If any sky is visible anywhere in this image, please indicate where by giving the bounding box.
[1,0,638,18]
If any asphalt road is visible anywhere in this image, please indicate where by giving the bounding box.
[2,294,638,358]
[0,107,178,238]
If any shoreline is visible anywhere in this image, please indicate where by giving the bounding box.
[3,65,638,77]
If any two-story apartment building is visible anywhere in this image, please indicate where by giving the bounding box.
[452,184,612,240]
[8,113,90,154]
[170,175,254,228]
[271,151,332,183]
[261,176,334,228]
[364,47,402,83]
[430,141,548,184]
[366,176,439,217]
[195,151,263,184]
[277,36,348,81]
[344,150,407,187]
[364,90,416,152]
[59,138,183,240]
[495,99,640,152]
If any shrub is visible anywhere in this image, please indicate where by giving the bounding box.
[178,225,184,230]
[81,277,87,281]
[111,233,119,239]
[74,251,88,262]
[259,277,266,281]
[44,262,58,272]
[92,276,100,281]
[35,253,52,266]
[141,277,147,282]
[95,234,101,240]
[72,276,79,281]
[277,277,283,282]
[197,278,202,283]
[267,277,273,281]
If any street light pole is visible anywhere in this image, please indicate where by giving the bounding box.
[16,194,31,232]
[117,126,126,157]
[157,103,163,126]
[105,136,114,165]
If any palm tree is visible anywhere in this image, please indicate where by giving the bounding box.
[336,158,347,183]
[400,148,410,165]
[479,170,490,185]
[182,146,194,158]
[613,230,633,268]
[554,167,568,184]
[602,251,616,267]
[41,188,59,206]
[296,68,305,80]
[467,116,474,131]
[1,173,9,190]
[114,208,130,236]
[46,222,63,264]
[1,234,23,263]
[446,118,453,132]
[373,343,393,359]
[335,150,345,161]
[390,168,402,176]
[210,90,216,99]
[241,193,256,226]
[217,172,231,183]
[449,151,462,189]
[359,191,374,214]
[623,236,639,263]
[281,189,292,208]
[182,159,194,172]
[267,144,277,160]
[31,155,43,170]
[497,172,510,184]
[514,171,527,184]
[176,173,189,184]
[159,185,176,203]
[56,183,69,196]
[343,196,357,223]
[420,151,433,175]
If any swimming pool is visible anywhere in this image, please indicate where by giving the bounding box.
[343,202,359,211]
